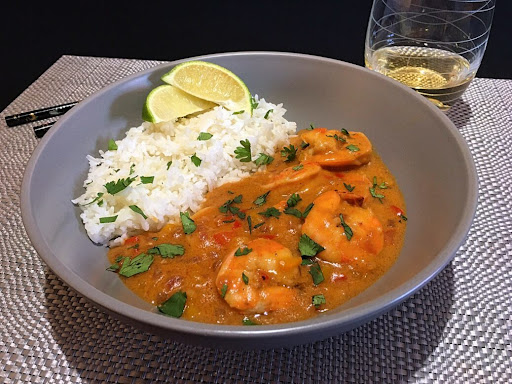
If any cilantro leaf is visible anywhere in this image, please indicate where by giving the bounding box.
[99,215,117,223]
[253,191,270,206]
[234,139,252,162]
[343,183,355,192]
[119,253,154,277]
[287,193,302,207]
[264,109,273,119]
[235,247,252,257]
[81,192,104,206]
[281,144,297,162]
[197,132,213,140]
[250,96,259,112]
[147,243,185,258]
[158,291,187,318]
[191,153,202,167]
[108,139,118,150]
[292,164,303,171]
[129,205,148,219]
[242,272,249,285]
[247,215,252,234]
[312,294,326,307]
[259,207,281,218]
[232,110,245,115]
[339,214,353,241]
[307,123,315,130]
[302,203,314,218]
[221,284,228,298]
[340,128,350,136]
[104,177,135,195]
[180,212,196,234]
[254,153,274,166]
[284,207,302,218]
[309,262,325,286]
[242,317,257,325]
[140,176,154,184]
[298,234,325,257]
[346,144,360,152]
[166,161,172,170]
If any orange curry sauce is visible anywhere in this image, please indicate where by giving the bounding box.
[108,128,407,325]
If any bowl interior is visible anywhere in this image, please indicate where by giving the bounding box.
[22,52,477,348]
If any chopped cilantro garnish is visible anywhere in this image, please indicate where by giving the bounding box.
[166,161,172,170]
[140,176,154,184]
[346,144,360,152]
[235,247,252,257]
[302,203,314,218]
[232,110,245,115]
[309,262,325,286]
[228,190,234,194]
[106,262,120,272]
[99,215,117,223]
[232,194,243,204]
[284,207,302,218]
[326,134,346,143]
[97,200,104,206]
[301,257,314,266]
[254,153,274,166]
[312,294,326,307]
[370,187,385,201]
[191,153,202,167]
[339,214,353,241]
[281,144,297,162]
[341,128,350,136]
[264,109,273,119]
[127,244,139,250]
[158,291,187,318]
[300,141,310,149]
[259,207,281,218]
[343,183,355,192]
[242,272,249,285]
[234,139,252,162]
[373,176,388,189]
[152,237,158,241]
[129,164,135,175]
[180,212,196,234]
[223,219,236,223]
[197,132,213,140]
[287,193,302,207]
[129,205,148,219]
[250,96,259,112]
[104,177,135,195]
[82,192,104,206]
[118,253,154,277]
[108,139,118,150]
[307,123,315,130]
[247,215,252,234]
[220,284,228,298]
[253,191,270,206]
[253,222,265,230]
[298,234,325,257]
[292,164,304,171]
[242,317,257,325]
[147,243,185,258]
[401,215,408,221]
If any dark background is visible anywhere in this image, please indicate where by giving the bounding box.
[1,1,510,111]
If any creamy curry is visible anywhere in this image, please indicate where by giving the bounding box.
[108,128,407,325]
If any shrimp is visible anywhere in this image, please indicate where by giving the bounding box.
[302,190,384,264]
[263,162,321,189]
[298,128,372,167]
[216,238,302,314]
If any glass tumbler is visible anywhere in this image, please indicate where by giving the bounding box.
[365,0,495,110]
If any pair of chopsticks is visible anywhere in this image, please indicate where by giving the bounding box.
[5,101,78,138]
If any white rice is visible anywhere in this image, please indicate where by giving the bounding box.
[72,96,296,246]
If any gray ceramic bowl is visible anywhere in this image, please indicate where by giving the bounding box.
[21,52,477,349]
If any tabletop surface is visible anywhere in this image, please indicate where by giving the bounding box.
[0,55,510,383]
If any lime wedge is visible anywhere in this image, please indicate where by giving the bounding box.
[161,61,252,113]
[142,84,217,123]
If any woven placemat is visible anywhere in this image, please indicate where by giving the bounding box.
[0,55,510,383]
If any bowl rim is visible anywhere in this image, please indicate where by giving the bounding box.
[21,51,478,342]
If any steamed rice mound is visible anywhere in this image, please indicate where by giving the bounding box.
[72,97,296,246]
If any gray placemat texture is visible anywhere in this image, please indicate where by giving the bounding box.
[0,55,510,383]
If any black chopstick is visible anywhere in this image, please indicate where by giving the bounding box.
[33,122,54,138]
[5,101,78,127]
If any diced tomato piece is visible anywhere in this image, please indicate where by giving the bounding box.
[125,236,139,245]
[232,220,242,229]
[390,205,404,216]
[213,232,233,246]
[260,234,276,240]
